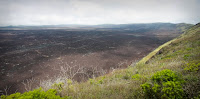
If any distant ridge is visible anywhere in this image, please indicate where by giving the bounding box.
[0,23,193,31]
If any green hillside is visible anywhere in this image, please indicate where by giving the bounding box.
[1,23,200,99]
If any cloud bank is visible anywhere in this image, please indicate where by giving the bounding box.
[0,0,199,26]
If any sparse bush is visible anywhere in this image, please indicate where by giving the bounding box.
[98,78,104,84]
[89,78,95,84]
[52,82,64,92]
[0,88,70,99]
[184,61,200,72]
[122,70,133,80]
[67,79,73,85]
[183,54,191,60]
[141,69,184,99]
[122,74,130,80]
[89,76,105,85]
[131,74,141,80]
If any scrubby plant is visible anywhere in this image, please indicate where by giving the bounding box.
[141,69,184,99]
[131,74,141,80]
[151,69,181,82]
[184,61,200,72]
[183,54,191,60]
[0,88,70,99]
[97,78,104,84]
[122,74,130,80]
[67,79,73,85]
[52,82,64,92]
[161,81,184,98]
[121,70,134,80]
[89,76,105,85]
[89,78,95,84]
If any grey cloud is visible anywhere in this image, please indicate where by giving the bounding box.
[0,0,199,26]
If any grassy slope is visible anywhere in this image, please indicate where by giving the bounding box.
[58,23,200,99]
[138,23,193,64]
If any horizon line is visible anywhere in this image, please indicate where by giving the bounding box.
[0,22,195,27]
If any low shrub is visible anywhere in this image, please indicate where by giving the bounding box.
[52,82,64,91]
[183,54,191,60]
[184,61,200,72]
[131,74,141,80]
[89,76,105,85]
[141,69,184,99]
[0,88,70,99]
[122,74,130,80]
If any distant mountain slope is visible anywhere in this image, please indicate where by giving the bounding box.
[0,23,192,31]
[95,23,193,32]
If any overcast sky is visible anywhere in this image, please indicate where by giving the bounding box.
[0,0,199,26]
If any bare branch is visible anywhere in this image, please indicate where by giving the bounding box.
[22,78,35,91]
[3,86,12,95]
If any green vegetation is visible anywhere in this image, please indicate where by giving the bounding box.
[141,69,184,98]
[176,23,193,32]
[0,88,70,99]
[184,61,200,72]
[1,23,200,99]
[137,39,176,64]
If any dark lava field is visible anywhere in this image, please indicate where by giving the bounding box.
[0,23,183,94]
